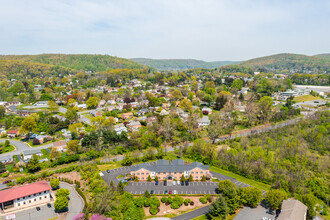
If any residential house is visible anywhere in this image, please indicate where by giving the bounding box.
[77,104,87,109]
[277,199,307,220]
[138,108,150,116]
[127,121,142,131]
[121,112,133,119]
[0,155,13,164]
[202,107,212,115]
[34,135,46,144]
[131,159,211,181]
[197,116,210,127]
[7,130,19,138]
[22,149,42,162]
[114,124,128,135]
[52,140,67,152]
[17,110,38,117]
[90,111,102,117]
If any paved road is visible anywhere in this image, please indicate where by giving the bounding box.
[0,139,53,162]
[59,182,85,220]
[234,204,274,220]
[172,205,210,220]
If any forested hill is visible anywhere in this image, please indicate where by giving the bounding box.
[0,54,145,72]
[239,53,330,73]
[314,53,330,59]
[130,58,239,70]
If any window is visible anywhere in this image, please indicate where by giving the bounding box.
[142,177,144,180]
[142,173,144,175]
[44,196,47,198]
[44,191,46,193]
[40,197,42,200]
[158,172,160,174]
[17,198,20,201]
[34,198,36,202]
[137,173,140,175]
[174,172,176,174]
[34,194,36,196]
[18,203,20,206]
[23,202,26,205]
[200,172,203,174]
[28,195,31,198]
[29,200,31,203]
[23,197,25,199]
[200,176,203,178]
[163,172,165,174]
[191,172,194,174]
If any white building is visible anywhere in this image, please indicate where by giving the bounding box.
[22,149,42,162]
[0,180,51,211]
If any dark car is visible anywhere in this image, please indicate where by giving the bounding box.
[164,181,167,186]
[181,181,184,186]
[36,207,40,211]
[155,181,159,185]
[185,180,189,186]
[47,203,52,208]
[164,190,168,194]
[169,190,172,194]
[150,190,154,194]
[266,209,275,215]
[106,169,110,173]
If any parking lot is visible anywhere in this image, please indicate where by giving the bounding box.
[101,162,252,195]
[0,203,57,220]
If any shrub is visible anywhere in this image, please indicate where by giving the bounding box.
[149,207,158,215]
[207,196,212,202]
[56,188,70,198]
[171,196,184,209]
[144,198,151,207]
[199,196,207,204]
[184,198,191,206]
[50,178,60,189]
[150,197,160,207]
[161,197,168,203]
[190,201,194,206]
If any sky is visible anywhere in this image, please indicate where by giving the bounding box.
[0,0,330,61]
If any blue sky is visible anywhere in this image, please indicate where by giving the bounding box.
[0,0,329,61]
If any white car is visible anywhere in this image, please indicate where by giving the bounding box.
[173,181,176,185]
[177,180,180,185]
[173,190,177,194]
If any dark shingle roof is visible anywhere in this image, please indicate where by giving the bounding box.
[131,159,209,172]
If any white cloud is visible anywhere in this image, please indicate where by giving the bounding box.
[0,0,329,60]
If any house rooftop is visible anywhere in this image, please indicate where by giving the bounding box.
[277,199,308,220]
[131,159,209,173]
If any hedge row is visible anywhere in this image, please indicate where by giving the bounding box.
[76,185,87,211]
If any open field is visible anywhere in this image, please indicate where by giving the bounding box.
[293,94,320,102]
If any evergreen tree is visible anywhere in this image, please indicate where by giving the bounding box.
[209,195,229,219]
[117,181,125,195]
[144,190,151,198]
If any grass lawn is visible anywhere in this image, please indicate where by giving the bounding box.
[97,163,122,171]
[210,166,270,191]
[0,144,15,154]
[192,215,209,220]
[293,95,320,102]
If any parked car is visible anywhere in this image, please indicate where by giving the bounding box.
[2,180,11,184]
[106,169,110,173]
[185,180,189,186]
[177,180,180,185]
[155,181,159,185]
[169,190,172,194]
[36,207,40,211]
[150,190,154,194]
[173,190,177,194]
[173,181,176,185]
[47,203,51,208]
[181,181,184,186]
[164,190,168,194]
[164,181,167,186]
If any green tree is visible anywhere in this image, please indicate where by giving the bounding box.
[154,176,159,182]
[180,175,186,182]
[0,106,5,118]
[0,161,5,173]
[86,96,100,109]
[56,188,70,198]
[188,175,193,182]
[54,196,68,212]
[240,187,263,208]
[201,175,206,182]
[179,98,193,112]
[231,79,243,90]
[50,178,60,189]
[27,154,41,173]
[209,195,229,219]
[147,175,152,182]
[48,101,59,113]
[214,94,227,110]
[265,189,288,209]
[67,140,80,155]
[117,181,125,195]
[171,90,182,101]
[19,116,37,138]
[144,190,151,198]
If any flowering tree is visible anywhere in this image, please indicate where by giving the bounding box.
[73,213,85,220]
[90,214,112,220]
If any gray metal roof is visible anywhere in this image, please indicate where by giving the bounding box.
[131,159,209,173]
[23,149,42,156]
